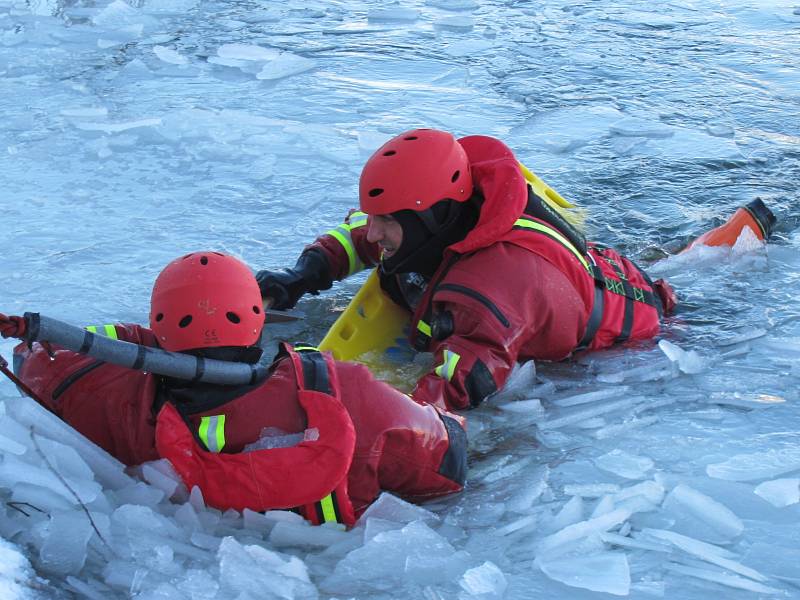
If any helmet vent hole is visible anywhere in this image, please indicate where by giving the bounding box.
[382,150,396,156]
[451,170,460,183]
[178,315,193,328]
[368,188,384,198]
[252,305,261,314]
[200,256,208,265]
[404,136,418,141]
[155,313,164,322]
[226,312,241,324]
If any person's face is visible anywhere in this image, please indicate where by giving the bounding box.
[366,214,404,259]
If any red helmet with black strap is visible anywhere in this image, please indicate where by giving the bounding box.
[150,252,264,352]
[359,129,473,215]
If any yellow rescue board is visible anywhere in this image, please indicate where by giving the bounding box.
[318,269,411,362]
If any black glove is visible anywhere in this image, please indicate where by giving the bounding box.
[256,250,333,310]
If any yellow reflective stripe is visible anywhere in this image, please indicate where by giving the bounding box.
[85,324,118,339]
[327,229,359,276]
[434,349,461,382]
[198,415,226,453]
[326,214,369,276]
[293,345,319,352]
[417,320,432,337]
[319,494,337,523]
[348,211,368,227]
[514,218,589,271]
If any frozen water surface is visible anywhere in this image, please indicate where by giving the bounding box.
[1,0,800,598]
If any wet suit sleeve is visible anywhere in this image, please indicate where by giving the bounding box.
[411,247,585,412]
[412,301,514,412]
[304,211,381,281]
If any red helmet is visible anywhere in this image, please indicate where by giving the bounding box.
[150,252,264,352]
[359,129,473,215]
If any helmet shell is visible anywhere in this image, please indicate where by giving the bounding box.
[150,252,263,352]
[359,129,473,215]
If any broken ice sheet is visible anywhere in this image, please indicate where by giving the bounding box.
[594,449,654,479]
[536,551,631,596]
[706,447,800,481]
[753,478,800,507]
[459,561,507,598]
[658,339,706,374]
[661,484,744,542]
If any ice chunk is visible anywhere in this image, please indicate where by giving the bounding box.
[368,8,419,22]
[744,542,800,584]
[595,449,654,479]
[435,15,474,31]
[540,397,644,429]
[357,492,439,525]
[599,531,672,552]
[665,563,782,594]
[537,552,630,596]
[217,43,281,62]
[537,508,631,555]
[506,465,550,513]
[40,511,94,575]
[10,401,131,489]
[0,454,101,506]
[0,537,37,597]
[324,521,454,593]
[552,387,628,408]
[217,537,316,599]
[662,484,743,540]
[562,483,620,498]
[140,460,184,500]
[11,482,74,513]
[612,480,665,505]
[269,521,349,548]
[427,0,478,9]
[754,478,800,507]
[256,53,316,81]
[498,398,544,416]
[153,45,189,65]
[610,117,674,138]
[113,481,165,507]
[658,340,705,374]
[706,447,800,481]
[590,495,615,519]
[494,514,537,537]
[546,497,583,535]
[405,550,470,586]
[0,432,26,455]
[643,529,767,581]
[459,561,507,598]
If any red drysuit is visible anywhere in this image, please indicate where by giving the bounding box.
[13,326,466,524]
[306,136,669,412]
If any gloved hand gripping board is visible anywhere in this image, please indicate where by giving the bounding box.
[318,163,577,366]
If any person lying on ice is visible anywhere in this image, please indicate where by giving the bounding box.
[254,128,777,413]
[0,251,467,527]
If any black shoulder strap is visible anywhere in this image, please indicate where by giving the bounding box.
[523,185,588,256]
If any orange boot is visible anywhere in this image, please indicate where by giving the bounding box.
[684,198,776,252]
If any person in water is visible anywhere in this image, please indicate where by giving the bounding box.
[0,251,467,526]
[255,129,777,413]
